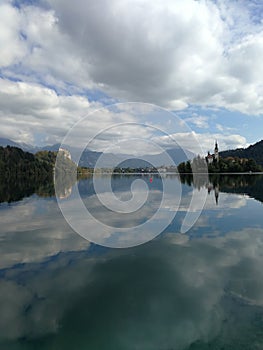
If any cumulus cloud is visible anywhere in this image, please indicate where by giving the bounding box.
[0,2,27,67]
[0,76,248,153]
[1,0,263,149]
[0,78,115,145]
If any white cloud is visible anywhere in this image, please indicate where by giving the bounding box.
[1,0,263,148]
[0,78,106,144]
[154,131,247,155]
[0,0,263,116]
[0,77,248,153]
[196,132,247,153]
[185,114,210,129]
[0,2,27,67]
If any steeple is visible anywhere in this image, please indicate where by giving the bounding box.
[215,140,218,151]
[214,140,219,161]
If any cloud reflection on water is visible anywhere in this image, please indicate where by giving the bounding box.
[1,228,263,349]
[0,176,263,348]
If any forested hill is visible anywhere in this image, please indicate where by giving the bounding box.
[220,140,263,165]
[0,146,54,179]
[0,146,78,181]
[0,147,79,203]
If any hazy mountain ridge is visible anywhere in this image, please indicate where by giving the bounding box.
[0,138,194,167]
[0,137,34,152]
[78,147,194,168]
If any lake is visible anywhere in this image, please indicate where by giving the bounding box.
[1,174,263,349]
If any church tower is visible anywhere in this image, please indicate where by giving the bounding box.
[214,140,219,162]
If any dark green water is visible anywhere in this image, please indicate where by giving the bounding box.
[1,175,263,349]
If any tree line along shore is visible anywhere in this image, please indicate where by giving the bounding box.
[0,146,262,181]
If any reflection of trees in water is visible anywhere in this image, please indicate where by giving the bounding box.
[179,174,263,204]
[0,158,78,204]
[218,174,263,204]
[2,172,263,205]
[180,174,209,188]
[0,175,54,203]
[179,173,219,204]
[0,172,78,203]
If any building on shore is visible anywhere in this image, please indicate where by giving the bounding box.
[205,141,219,164]
[58,147,71,160]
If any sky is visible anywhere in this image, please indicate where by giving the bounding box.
[0,0,263,155]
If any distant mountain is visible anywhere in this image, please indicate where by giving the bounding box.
[0,138,62,153]
[78,147,194,168]
[0,137,18,147]
[38,143,61,152]
[0,137,42,153]
[220,140,263,166]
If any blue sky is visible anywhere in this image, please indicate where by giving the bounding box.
[0,0,263,154]
[179,106,263,145]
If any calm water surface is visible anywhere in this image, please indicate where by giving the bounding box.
[1,175,263,349]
